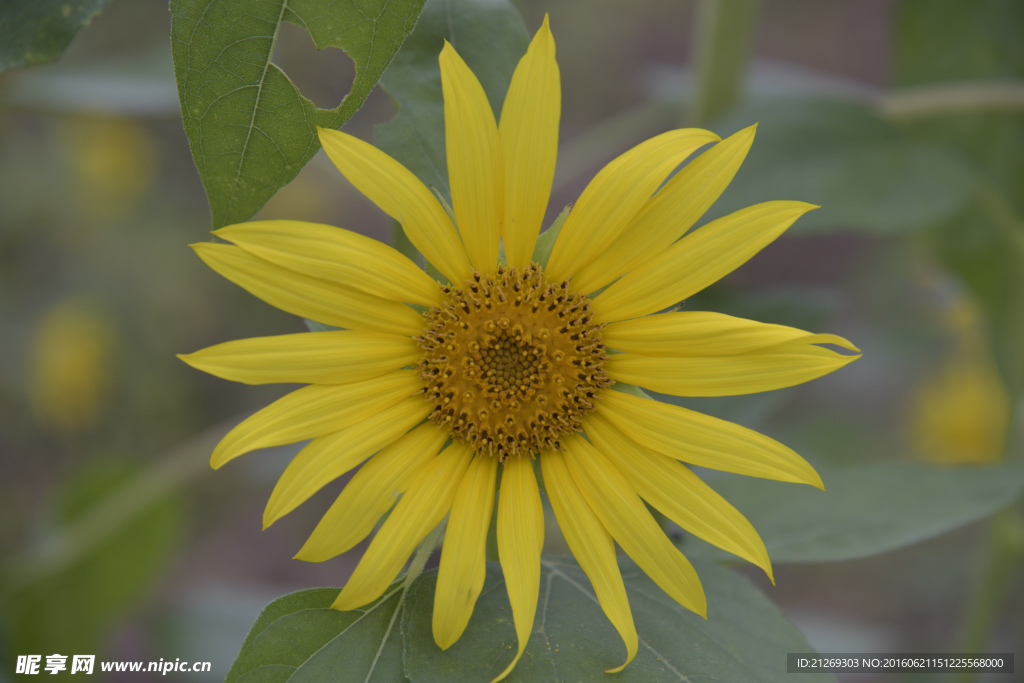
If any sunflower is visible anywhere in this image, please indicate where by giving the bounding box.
[180,17,859,680]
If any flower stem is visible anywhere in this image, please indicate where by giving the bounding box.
[690,0,759,125]
[878,80,1024,120]
[953,386,1024,682]
[953,504,1024,683]
[1,420,226,595]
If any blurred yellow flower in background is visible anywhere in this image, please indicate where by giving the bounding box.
[28,299,115,432]
[911,297,1010,464]
[60,115,158,224]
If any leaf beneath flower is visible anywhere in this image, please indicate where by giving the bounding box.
[686,461,1024,563]
[227,558,834,682]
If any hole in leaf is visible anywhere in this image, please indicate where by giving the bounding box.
[273,22,356,111]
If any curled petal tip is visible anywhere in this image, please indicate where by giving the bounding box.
[209,448,226,470]
[604,648,637,674]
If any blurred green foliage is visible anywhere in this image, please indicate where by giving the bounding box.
[711,99,977,234]
[0,0,112,72]
[895,0,1024,398]
[690,462,1024,564]
[3,461,185,659]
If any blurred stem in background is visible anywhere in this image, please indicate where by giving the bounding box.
[0,421,221,596]
[954,386,1024,682]
[549,0,762,207]
[954,503,1024,683]
[690,0,758,126]
[877,80,1024,120]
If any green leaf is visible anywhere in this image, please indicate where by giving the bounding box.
[391,219,421,264]
[687,461,1024,564]
[373,0,529,201]
[170,0,426,229]
[531,205,570,268]
[706,98,977,235]
[304,318,340,333]
[226,585,407,683]
[2,461,185,656]
[0,0,111,72]
[423,259,449,286]
[229,559,831,683]
[894,0,1024,396]
[610,381,655,401]
[402,559,833,682]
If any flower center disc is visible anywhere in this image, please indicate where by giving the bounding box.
[417,264,611,460]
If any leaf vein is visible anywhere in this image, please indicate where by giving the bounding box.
[225,0,291,221]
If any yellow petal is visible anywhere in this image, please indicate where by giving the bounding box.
[263,396,430,527]
[571,125,756,293]
[545,128,719,282]
[318,127,474,283]
[542,450,637,672]
[494,456,544,682]
[598,390,824,488]
[605,339,861,397]
[332,440,474,611]
[440,42,502,272]
[178,330,421,385]
[296,423,449,561]
[562,435,706,617]
[214,220,443,307]
[499,15,559,269]
[592,201,817,323]
[433,453,498,649]
[604,310,860,356]
[192,242,424,335]
[585,413,772,581]
[212,370,423,468]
